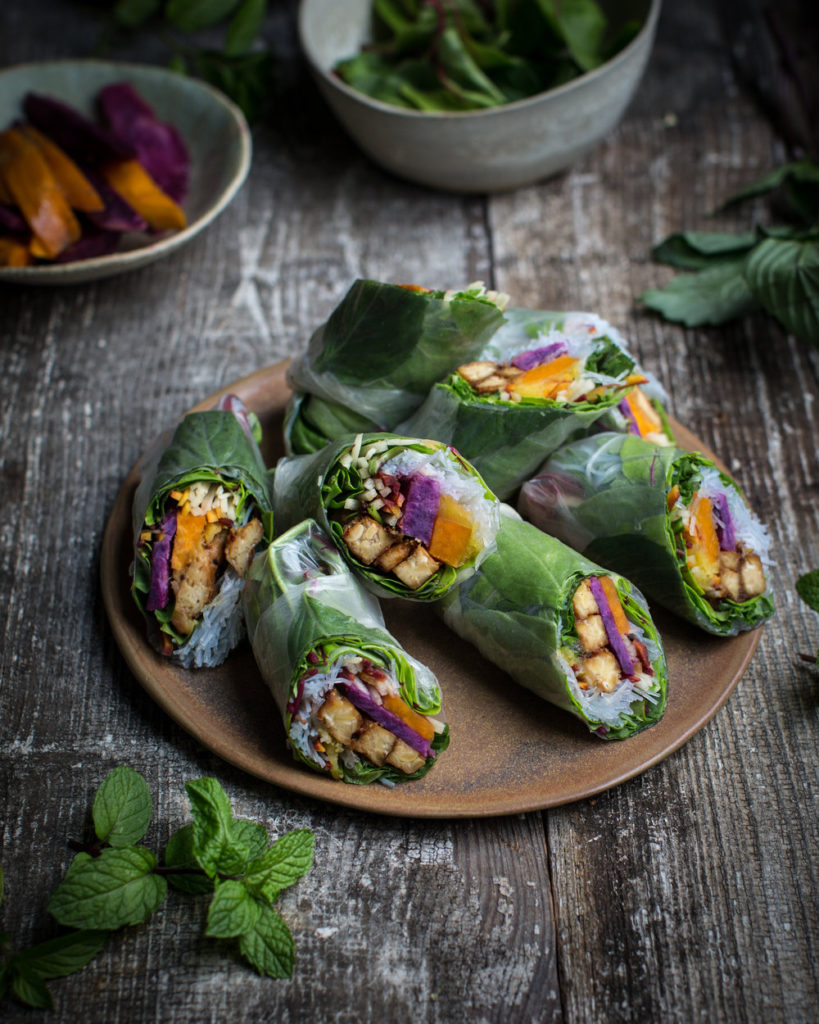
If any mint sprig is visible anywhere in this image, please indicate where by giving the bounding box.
[797,570,819,667]
[1,767,315,1009]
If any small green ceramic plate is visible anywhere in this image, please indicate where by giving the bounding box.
[0,59,251,285]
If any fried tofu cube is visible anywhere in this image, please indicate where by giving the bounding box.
[576,613,608,653]
[577,649,621,694]
[391,545,440,590]
[719,549,740,572]
[473,375,507,394]
[572,579,599,621]
[457,360,497,385]
[225,517,264,577]
[342,515,395,565]
[375,540,414,572]
[386,738,426,775]
[316,688,363,744]
[740,552,765,597]
[350,720,396,766]
[720,568,742,601]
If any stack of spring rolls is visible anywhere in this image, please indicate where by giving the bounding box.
[129,279,774,784]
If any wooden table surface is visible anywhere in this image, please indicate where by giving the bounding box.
[1,2,816,1022]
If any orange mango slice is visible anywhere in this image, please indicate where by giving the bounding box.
[382,694,435,743]
[599,576,631,634]
[624,387,664,437]
[686,494,720,588]
[429,494,475,566]
[102,158,186,231]
[510,354,579,399]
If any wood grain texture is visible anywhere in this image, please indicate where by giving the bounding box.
[0,1,816,1022]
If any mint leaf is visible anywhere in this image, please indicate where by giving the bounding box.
[165,0,241,32]
[243,829,315,903]
[205,880,262,938]
[164,824,214,895]
[641,257,759,327]
[231,819,269,861]
[48,847,167,929]
[238,903,294,978]
[652,231,758,270]
[12,929,107,979]
[10,963,53,1009]
[225,0,267,57]
[186,778,250,878]
[93,766,153,848]
[796,570,819,612]
[744,236,819,345]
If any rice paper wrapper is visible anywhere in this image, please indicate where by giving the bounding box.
[439,510,668,740]
[130,404,274,666]
[284,279,507,453]
[519,433,774,635]
[272,433,501,601]
[243,519,446,783]
[398,308,661,500]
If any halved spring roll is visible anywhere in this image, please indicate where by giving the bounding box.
[273,433,501,601]
[399,309,669,499]
[439,511,668,740]
[284,278,509,454]
[242,519,448,783]
[130,396,274,666]
[519,433,774,635]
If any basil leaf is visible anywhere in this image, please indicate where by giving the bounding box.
[641,257,759,326]
[11,929,107,979]
[744,235,819,345]
[796,570,819,613]
[238,903,294,978]
[47,848,167,930]
[92,765,153,848]
[243,830,316,903]
[186,778,250,878]
[205,880,262,938]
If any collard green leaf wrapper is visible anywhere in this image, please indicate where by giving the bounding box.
[439,511,667,740]
[242,519,447,784]
[519,434,775,635]
[131,404,274,664]
[398,309,667,499]
[272,433,501,601]
[284,279,507,454]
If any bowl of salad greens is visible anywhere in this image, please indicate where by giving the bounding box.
[298,0,661,193]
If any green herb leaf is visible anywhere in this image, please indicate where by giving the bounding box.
[225,0,267,57]
[47,848,167,930]
[92,766,153,848]
[538,0,608,72]
[652,231,759,270]
[238,903,294,978]
[163,825,215,895]
[187,49,274,122]
[10,963,53,1009]
[641,257,759,327]
[11,929,107,980]
[205,879,262,938]
[113,0,162,28]
[743,235,819,344]
[243,829,316,903]
[796,570,819,612]
[186,778,250,878]
[165,0,242,32]
[231,819,269,861]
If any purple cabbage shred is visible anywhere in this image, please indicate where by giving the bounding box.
[146,509,176,612]
[711,491,737,550]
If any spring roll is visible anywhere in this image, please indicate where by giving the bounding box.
[284,278,508,454]
[439,511,668,739]
[399,309,668,499]
[131,396,274,667]
[243,520,448,783]
[519,433,774,635]
[273,433,501,601]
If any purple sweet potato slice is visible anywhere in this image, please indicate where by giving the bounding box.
[83,170,148,233]
[711,491,737,550]
[146,509,177,612]
[98,83,189,202]
[588,576,636,676]
[336,682,433,758]
[400,473,440,546]
[511,342,568,370]
[56,226,122,263]
[0,204,27,234]
[23,92,134,167]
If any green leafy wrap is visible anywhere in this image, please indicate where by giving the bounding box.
[272,432,501,601]
[398,308,665,499]
[284,278,508,454]
[439,511,668,740]
[242,520,449,784]
[131,401,274,666]
[519,433,775,635]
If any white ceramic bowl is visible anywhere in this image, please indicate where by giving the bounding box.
[299,0,661,193]
[0,60,251,285]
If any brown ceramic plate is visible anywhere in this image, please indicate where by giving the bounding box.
[100,362,761,818]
